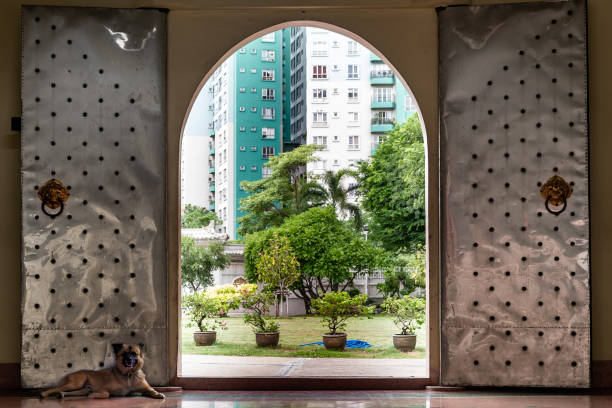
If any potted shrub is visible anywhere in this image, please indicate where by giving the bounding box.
[382,295,425,352]
[311,291,374,350]
[240,288,280,347]
[182,291,233,346]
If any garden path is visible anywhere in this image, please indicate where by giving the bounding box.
[181,355,427,377]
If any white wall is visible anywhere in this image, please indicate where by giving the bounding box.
[181,136,210,209]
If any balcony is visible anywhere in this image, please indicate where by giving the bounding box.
[209,184,215,192]
[370,52,383,63]
[371,117,395,133]
[209,202,215,211]
[312,121,328,128]
[209,167,215,174]
[371,97,396,109]
[370,70,394,85]
[209,147,215,155]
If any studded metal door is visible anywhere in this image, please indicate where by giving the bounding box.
[21,6,167,388]
[439,0,589,387]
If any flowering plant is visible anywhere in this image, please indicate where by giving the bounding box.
[240,290,279,333]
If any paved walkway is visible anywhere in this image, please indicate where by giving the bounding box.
[182,355,426,377]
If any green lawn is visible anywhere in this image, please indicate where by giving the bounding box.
[182,314,426,359]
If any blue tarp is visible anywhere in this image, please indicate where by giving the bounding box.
[299,339,372,349]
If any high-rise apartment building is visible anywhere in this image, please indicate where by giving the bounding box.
[189,27,416,239]
[303,27,416,177]
[203,31,284,239]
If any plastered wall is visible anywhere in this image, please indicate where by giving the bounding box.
[0,0,611,369]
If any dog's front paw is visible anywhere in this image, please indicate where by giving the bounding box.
[150,391,165,399]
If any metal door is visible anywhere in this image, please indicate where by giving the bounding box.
[439,0,589,387]
[21,6,167,388]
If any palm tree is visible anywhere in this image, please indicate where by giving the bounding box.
[318,169,364,230]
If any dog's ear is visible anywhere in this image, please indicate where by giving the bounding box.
[112,343,124,355]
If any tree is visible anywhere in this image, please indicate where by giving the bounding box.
[238,144,326,235]
[318,169,364,231]
[181,204,220,228]
[244,207,384,314]
[181,237,231,292]
[376,246,426,299]
[256,233,300,317]
[358,113,425,252]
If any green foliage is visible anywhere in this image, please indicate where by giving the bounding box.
[376,246,426,298]
[182,204,220,228]
[317,169,363,231]
[358,113,425,252]
[382,295,425,335]
[240,289,280,333]
[311,291,374,335]
[238,144,326,235]
[182,284,254,332]
[181,237,231,292]
[244,207,384,314]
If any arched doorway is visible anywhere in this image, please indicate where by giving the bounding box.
[169,16,439,389]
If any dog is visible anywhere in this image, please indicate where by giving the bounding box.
[40,343,164,399]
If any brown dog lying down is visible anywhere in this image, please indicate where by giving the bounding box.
[40,344,164,399]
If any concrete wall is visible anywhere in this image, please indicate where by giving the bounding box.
[0,1,611,373]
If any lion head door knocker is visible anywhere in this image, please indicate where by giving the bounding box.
[37,179,70,218]
[540,175,573,216]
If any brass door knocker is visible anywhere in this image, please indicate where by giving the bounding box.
[37,179,70,218]
[540,175,573,216]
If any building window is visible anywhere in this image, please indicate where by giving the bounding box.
[332,40,339,48]
[348,135,360,150]
[262,49,275,62]
[251,126,257,132]
[348,112,359,122]
[332,88,339,95]
[371,134,382,151]
[348,88,359,102]
[332,64,340,71]
[251,87,257,93]
[261,32,275,42]
[262,107,275,120]
[239,48,246,53]
[240,165,246,171]
[312,41,328,57]
[333,112,339,119]
[313,111,328,126]
[262,167,272,178]
[312,88,327,103]
[347,64,359,79]
[333,159,340,166]
[251,146,257,151]
[250,49,257,54]
[262,127,275,139]
[312,65,327,79]
[347,40,359,56]
[239,87,246,93]
[239,67,246,73]
[373,87,395,103]
[262,147,275,158]
[251,107,257,112]
[333,135,340,142]
[405,95,417,112]
[371,63,394,78]
[262,69,275,81]
[239,106,246,112]
[262,88,275,100]
[313,135,328,148]
[251,165,258,171]
[239,126,246,131]
[314,159,327,170]
[240,146,246,151]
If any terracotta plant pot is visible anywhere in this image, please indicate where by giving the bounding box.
[255,332,280,347]
[322,333,347,350]
[393,334,417,352]
[193,331,216,346]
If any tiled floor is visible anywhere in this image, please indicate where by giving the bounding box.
[4,390,612,407]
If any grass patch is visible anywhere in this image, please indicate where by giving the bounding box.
[182,314,425,359]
